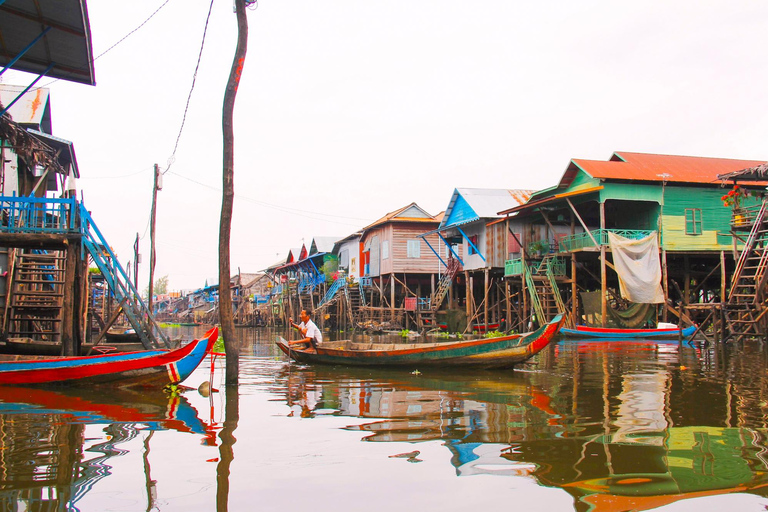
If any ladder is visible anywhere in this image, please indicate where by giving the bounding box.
[524,254,567,327]
[5,249,65,340]
[724,201,768,340]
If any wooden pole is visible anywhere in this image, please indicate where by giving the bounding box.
[220,0,248,387]
[148,163,159,318]
[600,201,607,327]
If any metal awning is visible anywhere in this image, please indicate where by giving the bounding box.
[498,186,604,216]
[0,0,95,86]
[27,128,79,178]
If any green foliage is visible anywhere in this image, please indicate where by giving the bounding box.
[88,267,101,274]
[399,329,410,338]
[484,330,505,338]
[143,274,169,299]
[212,334,225,353]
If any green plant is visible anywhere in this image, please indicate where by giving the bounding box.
[212,335,225,353]
[399,329,410,338]
[484,330,505,338]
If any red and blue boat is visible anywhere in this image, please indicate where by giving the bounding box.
[276,315,564,369]
[560,324,696,340]
[0,327,218,387]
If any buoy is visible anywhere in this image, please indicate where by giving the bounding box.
[198,380,211,397]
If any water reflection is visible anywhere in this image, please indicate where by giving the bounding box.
[0,386,214,511]
[271,337,768,511]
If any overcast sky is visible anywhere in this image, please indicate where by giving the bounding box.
[5,0,768,291]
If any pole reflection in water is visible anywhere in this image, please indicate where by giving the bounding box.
[0,385,214,511]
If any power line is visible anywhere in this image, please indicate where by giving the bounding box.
[35,0,172,90]
[164,0,215,175]
[166,170,374,226]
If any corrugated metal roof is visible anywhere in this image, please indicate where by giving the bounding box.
[0,0,95,86]
[569,152,767,185]
[0,85,50,127]
[27,128,79,178]
[440,188,534,229]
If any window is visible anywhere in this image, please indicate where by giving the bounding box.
[507,232,521,254]
[685,208,702,235]
[382,240,390,259]
[407,239,421,258]
[468,235,479,255]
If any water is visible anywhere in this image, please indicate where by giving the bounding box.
[2,328,768,511]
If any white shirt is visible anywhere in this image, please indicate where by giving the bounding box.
[300,319,323,344]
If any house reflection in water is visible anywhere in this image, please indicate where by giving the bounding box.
[280,343,768,511]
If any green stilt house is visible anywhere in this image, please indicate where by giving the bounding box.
[500,151,766,332]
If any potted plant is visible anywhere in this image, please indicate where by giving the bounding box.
[722,184,750,225]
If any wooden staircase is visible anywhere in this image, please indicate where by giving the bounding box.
[419,257,462,329]
[724,201,768,341]
[524,254,568,328]
[4,249,65,341]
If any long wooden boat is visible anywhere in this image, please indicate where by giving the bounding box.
[276,315,563,369]
[0,327,217,387]
[3,337,147,356]
[560,324,697,340]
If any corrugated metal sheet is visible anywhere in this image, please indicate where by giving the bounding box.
[571,152,766,185]
[441,188,534,228]
[0,0,95,85]
[0,85,50,125]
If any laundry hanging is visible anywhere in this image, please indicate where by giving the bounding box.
[607,232,665,304]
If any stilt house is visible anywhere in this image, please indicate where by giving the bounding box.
[500,152,767,331]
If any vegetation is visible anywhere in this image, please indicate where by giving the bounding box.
[399,329,410,338]
[143,274,168,299]
[484,330,506,338]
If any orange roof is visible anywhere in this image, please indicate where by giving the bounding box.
[567,152,767,186]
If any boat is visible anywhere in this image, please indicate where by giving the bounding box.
[559,324,697,340]
[2,337,147,356]
[276,315,563,369]
[0,327,217,387]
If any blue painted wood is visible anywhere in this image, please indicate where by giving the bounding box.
[444,192,478,228]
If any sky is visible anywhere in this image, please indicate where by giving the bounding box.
[4,0,768,291]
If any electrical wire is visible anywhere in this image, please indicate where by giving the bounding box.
[34,0,172,90]
[166,170,374,226]
[164,0,215,175]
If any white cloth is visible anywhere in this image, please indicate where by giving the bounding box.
[608,232,665,304]
[300,319,323,344]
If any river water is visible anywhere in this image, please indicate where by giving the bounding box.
[2,327,768,511]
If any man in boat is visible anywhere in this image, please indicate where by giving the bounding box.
[288,309,323,349]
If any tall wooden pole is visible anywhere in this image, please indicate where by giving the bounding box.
[221,0,248,387]
[148,163,160,318]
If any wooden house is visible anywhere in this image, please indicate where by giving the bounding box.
[358,203,442,327]
[499,151,767,331]
[333,232,363,283]
[422,188,533,331]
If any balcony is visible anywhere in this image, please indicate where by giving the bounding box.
[504,257,567,277]
[558,229,655,252]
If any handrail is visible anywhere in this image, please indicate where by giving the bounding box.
[78,203,171,348]
[729,200,768,302]
[559,229,655,252]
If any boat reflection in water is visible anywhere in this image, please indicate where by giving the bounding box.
[0,386,213,511]
[278,338,768,511]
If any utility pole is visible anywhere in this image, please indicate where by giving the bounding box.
[220,0,248,387]
[148,164,161,317]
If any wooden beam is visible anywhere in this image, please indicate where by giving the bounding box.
[566,197,600,248]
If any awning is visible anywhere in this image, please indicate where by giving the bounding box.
[498,186,604,216]
[0,0,95,86]
[27,128,79,178]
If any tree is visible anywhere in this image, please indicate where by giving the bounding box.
[143,275,169,299]
[219,0,248,387]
